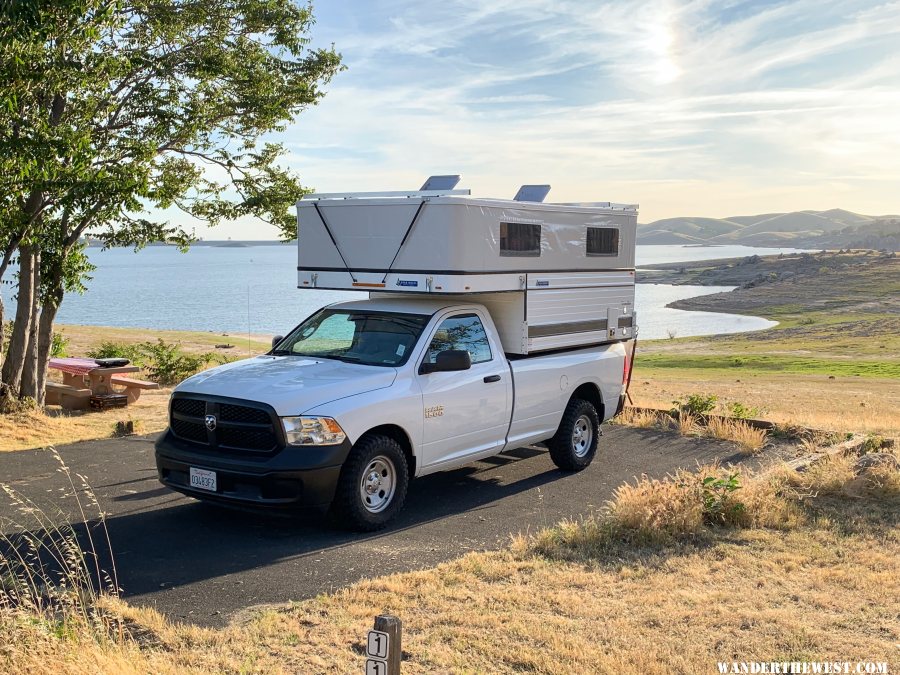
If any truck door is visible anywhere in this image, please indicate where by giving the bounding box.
[417,312,512,469]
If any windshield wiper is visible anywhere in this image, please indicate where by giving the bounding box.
[269,349,293,356]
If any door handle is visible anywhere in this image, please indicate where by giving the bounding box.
[483,375,501,383]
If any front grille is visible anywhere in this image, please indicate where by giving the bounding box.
[220,404,270,425]
[219,427,278,451]
[169,396,280,453]
[171,417,207,443]
[172,398,205,417]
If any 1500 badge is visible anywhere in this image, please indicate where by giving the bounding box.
[424,405,444,418]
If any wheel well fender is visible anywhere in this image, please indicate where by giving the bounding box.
[359,424,416,477]
[570,383,604,420]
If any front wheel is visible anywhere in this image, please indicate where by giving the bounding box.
[331,434,409,531]
[547,398,600,471]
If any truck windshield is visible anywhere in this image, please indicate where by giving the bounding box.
[271,309,431,367]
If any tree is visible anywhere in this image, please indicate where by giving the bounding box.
[0,0,342,405]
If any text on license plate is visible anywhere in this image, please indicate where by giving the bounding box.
[189,467,217,492]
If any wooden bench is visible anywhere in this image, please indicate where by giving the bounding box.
[45,382,92,410]
[110,376,160,403]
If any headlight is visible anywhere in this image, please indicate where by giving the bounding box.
[281,416,346,446]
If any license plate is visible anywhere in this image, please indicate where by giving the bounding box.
[189,467,217,492]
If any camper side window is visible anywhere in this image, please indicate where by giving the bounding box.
[500,222,542,257]
[586,227,619,256]
[424,314,493,365]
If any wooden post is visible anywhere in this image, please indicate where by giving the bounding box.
[366,614,401,674]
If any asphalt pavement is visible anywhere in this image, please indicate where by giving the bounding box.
[0,426,747,627]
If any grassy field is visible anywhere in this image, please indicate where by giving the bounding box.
[2,452,897,674]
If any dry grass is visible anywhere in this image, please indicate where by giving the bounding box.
[55,324,272,357]
[0,388,171,451]
[3,453,896,674]
[630,370,900,436]
[614,407,663,428]
[614,407,771,454]
[705,416,768,453]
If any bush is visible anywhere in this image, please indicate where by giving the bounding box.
[49,331,70,358]
[673,393,717,416]
[139,339,213,385]
[725,401,761,419]
[84,339,215,384]
[86,341,144,365]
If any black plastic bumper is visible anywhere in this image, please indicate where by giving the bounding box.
[154,429,353,511]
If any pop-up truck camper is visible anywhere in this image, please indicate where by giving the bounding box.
[156,177,638,530]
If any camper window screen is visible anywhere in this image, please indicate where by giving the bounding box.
[586,227,619,256]
[500,222,541,257]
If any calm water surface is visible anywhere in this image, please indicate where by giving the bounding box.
[3,245,807,340]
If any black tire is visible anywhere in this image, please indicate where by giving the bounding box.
[547,398,600,471]
[330,434,409,531]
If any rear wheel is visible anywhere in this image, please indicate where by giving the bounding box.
[547,398,600,471]
[331,434,409,531]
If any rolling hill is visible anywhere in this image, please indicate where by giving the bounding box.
[638,209,900,250]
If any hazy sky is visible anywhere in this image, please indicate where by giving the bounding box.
[192,0,900,239]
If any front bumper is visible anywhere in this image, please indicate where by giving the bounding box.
[154,429,353,510]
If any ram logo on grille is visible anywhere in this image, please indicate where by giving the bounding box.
[204,414,217,431]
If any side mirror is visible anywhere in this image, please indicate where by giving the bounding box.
[420,349,472,374]
[271,335,284,350]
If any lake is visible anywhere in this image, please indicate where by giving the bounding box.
[2,244,807,340]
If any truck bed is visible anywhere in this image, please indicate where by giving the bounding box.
[504,341,629,450]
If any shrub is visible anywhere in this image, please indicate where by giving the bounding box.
[695,472,745,525]
[50,331,70,358]
[139,339,213,385]
[85,339,216,385]
[673,393,717,416]
[725,401,761,419]
[86,341,144,365]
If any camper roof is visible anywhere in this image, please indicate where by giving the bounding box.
[300,176,638,211]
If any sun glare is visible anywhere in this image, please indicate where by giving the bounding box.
[646,19,682,85]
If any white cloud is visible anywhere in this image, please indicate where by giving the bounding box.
[185,0,900,237]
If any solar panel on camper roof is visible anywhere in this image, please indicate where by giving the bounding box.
[513,185,552,202]
[420,175,461,191]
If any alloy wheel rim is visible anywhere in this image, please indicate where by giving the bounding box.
[359,455,396,513]
[572,415,593,458]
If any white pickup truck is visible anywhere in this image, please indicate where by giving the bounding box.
[155,297,633,530]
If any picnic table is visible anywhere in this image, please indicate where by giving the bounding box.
[46,358,159,409]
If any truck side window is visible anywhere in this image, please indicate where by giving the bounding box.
[424,314,492,365]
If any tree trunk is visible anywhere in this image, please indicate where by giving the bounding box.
[1,244,36,399]
[0,294,5,374]
[35,289,62,408]
[20,249,41,401]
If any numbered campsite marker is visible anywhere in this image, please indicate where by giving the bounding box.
[365,659,387,675]
[366,629,390,660]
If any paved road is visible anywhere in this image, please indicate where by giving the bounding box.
[0,427,747,627]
